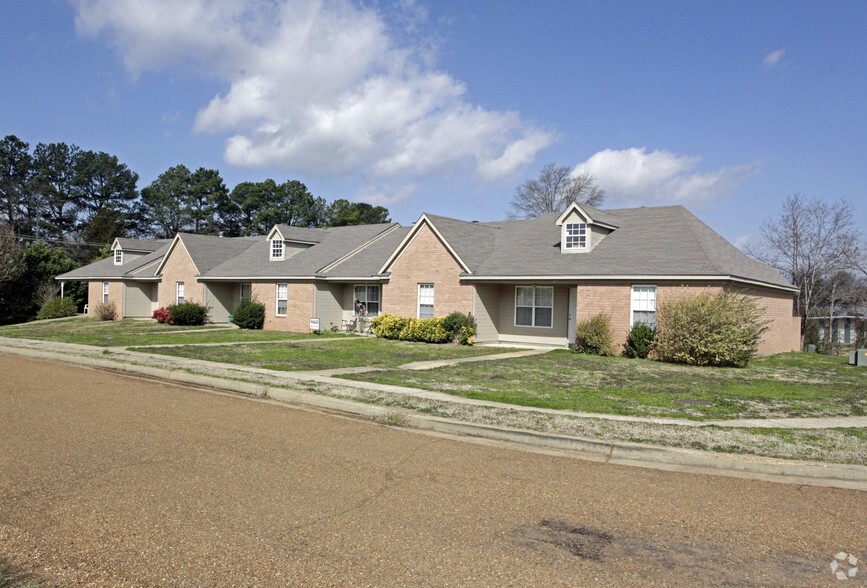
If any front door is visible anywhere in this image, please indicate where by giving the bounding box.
[567,287,577,345]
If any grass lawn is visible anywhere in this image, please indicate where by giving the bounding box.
[338,350,867,420]
[0,316,338,346]
[134,338,517,371]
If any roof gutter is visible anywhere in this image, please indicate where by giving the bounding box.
[460,274,799,292]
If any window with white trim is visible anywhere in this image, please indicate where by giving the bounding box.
[114,250,123,265]
[565,223,587,249]
[271,239,284,260]
[353,285,381,317]
[515,286,553,328]
[418,284,434,319]
[240,283,252,304]
[176,282,185,305]
[631,285,656,328]
[276,283,288,316]
[102,281,109,304]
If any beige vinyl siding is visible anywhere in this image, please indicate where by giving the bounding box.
[314,283,345,331]
[472,284,500,343]
[204,283,237,324]
[496,284,570,346]
[589,224,612,249]
[123,282,156,318]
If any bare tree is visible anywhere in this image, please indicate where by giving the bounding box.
[751,194,861,344]
[508,163,605,219]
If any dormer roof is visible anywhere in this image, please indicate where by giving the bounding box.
[555,201,619,230]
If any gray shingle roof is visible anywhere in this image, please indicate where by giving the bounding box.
[114,237,171,252]
[452,205,792,288]
[56,205,795,291]
[174,233,259,275]
[204,223,398,278]
[57,243,171,280]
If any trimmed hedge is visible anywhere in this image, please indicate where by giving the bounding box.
[233,300,265,329]
[371,313,451,343]
[166,301,209,326]
[36,296,77,320]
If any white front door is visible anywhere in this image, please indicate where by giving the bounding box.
[567,287,577,345]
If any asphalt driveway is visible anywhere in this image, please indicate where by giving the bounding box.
[1,353,865,586]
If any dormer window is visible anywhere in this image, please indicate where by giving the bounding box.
[565,223,587,249]
[114,250,123,265]
[271,239,284,260]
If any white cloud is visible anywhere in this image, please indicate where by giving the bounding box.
[161,110,182,122]
[763,49,785,69]
[73,0,553,195]
[574,148,757,208]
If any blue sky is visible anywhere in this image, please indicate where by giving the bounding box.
[2,0,865,246]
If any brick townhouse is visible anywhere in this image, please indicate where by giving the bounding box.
[59,202,801,355]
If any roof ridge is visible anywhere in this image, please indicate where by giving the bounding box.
[675,206,727,275]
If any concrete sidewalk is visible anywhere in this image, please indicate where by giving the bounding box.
[1,336,865,488]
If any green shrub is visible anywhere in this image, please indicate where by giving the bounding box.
[623,321,655,358]
[655,291,769,367]
[574,313,617,356]
[441,311,477,345]
[93,301,117,321]
[371,313,412,339]
[371,313,451,343]
[167,301,208,326]
[36,296,78,320]
[233,299,265,329]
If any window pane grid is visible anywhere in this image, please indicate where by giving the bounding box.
[516,286,553,327]
[418,284,434,319]
[271,239,283,258]
[631,286,656,327]
[276,283,288,315]
[565,223,586,248]
[354,285,381,316]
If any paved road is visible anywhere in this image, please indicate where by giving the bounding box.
[1,354,864,586]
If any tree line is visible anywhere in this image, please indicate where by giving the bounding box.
[0,133,390,324]
[0,134,390,249]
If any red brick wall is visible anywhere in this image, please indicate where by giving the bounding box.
[574,281,798,356]
[382,223,474,318]
[158,240,202,308]
[256,282,316,332]
[87,280,122,317]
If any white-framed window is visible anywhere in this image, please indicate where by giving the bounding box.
[102,281,109,304]
[176,281,185,305]
[418,284,434,319]
[565,223,587,249]
[354,285,381,317]
[113,249,123,265]
[515,286,553,328]
[271,239,284,260]
[631,285,657,328]
[240,283,252,304]
[276,283,288,316]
